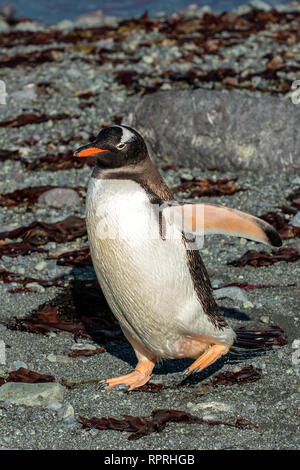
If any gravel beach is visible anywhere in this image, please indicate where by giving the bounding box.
[0,3,299,451]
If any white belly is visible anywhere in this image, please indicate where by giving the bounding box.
[86,177,231,358]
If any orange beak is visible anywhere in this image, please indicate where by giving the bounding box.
[74,146,108,157]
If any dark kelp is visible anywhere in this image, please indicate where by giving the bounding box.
[0,367,55,386]
[0,215,86,245]
[80,409,258,440]
[172,178,245,197]
[228,248,300,267]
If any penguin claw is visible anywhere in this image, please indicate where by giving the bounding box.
[99,380,108,389]
[99,371,151,391]
[183,366,201,377]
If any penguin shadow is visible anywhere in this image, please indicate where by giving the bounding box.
[41,267,265,387]
[220,306,250,321]
[103,303,266,386]
[103,337,226,386]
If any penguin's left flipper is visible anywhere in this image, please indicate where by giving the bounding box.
[166,203,282,247]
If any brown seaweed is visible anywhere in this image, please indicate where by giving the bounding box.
[228,247,300,267]
[80,408,258,440]
[0,215,86,245]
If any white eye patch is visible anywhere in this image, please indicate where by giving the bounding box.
[113,125,136,145]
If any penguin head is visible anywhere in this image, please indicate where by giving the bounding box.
[73,125,147,169]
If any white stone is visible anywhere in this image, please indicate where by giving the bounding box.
[47,401,63,411]
[194,401,232,412]
[10,84,37,102]
[47,354,57,363]
[74,9,104,27]
[143,56,154,64]
[249,0,271,11]
[0,20,9,33]
[55,20,74,30]
[25,283,45,293]
[57,403,75,422]
[292,339,300,349]
[260,315,270,324]
[71,343,97,351]
[290,212,300,228]
[14,22,44,32]
[34,261,47,271]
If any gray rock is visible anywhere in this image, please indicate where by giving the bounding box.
[47,265,64,280]
[213,287,249,303]
[9,361,28,371]
[25,282,45,293]
[176,4,212,19]
[290,212,300,228]
[57,403,75,423]
[10,84,37,102]
[0,19,9,32]
[38,188,80,208]
[34,261,47,271]
[70,343,97,351]
[14,21,44,32]
[16,266,25,275]
[0,382,65,406]
[47,401,63,411]
[54,20,74,31]
[243,403,258,413]
[231,4,252,15]
[124,89,300,172]
[46,401,74,422]
[249,0,272,11]
[75,10,118,28]
[0,2,15,19]
[260,315,270,324]
[46,354,57,363]
[292,339,300,349]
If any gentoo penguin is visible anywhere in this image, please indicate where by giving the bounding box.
[74,125,282,391]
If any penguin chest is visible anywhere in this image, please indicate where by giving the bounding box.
[86,177,204,356]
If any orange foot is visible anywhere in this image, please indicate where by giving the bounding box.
[184,343,229,377]
[100,359,155,391]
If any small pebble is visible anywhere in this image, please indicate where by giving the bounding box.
[260,315,270,324]
[25,283,45,293]
[47,354,57,363]
[47,401,63,411]
[70,343,97,351]
[292,339,300,349]
[290,212,300,228]
[57,403,75,423]
[34,261,47,271]
[243,404,258,413]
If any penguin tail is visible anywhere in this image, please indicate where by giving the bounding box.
[231,326,288,354]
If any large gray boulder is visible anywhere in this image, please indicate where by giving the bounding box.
[124,89,300,172]
[0,382,65,406]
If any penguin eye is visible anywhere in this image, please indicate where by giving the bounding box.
[117,143,126,150]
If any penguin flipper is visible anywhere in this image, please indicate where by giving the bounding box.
[165,203,282,247]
